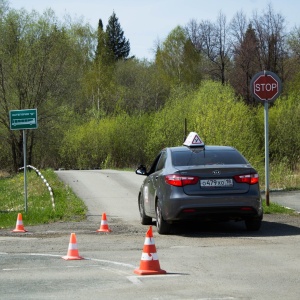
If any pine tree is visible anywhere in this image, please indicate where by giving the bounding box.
[95,18,114,64]
[95,19,104,60]
[106,11,130,60]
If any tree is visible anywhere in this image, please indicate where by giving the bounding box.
[114,59,169,113]
[95,19,104,60]
[251,4,287,78]
[84,12,131,118]
[229,24,261,105]
[155,26,202,86]
[186,12,232,84]
[95,18,114,65]
[106,12,130,61]
[0,8,93,171]
[284,26,300,88]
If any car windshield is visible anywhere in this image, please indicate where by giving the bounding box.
[171,149,248,166]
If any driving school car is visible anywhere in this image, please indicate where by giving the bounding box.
[135,132,263,234]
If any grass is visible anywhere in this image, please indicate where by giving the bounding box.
[258,161,300,191]
[262,199,297,215]
[0,169,87,229]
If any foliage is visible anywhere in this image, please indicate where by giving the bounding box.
[95,18,114,65]
[156,26,202,87]
[0,7,94,171]
[0,169,87,228]
[114,59,170,113]
[189,82,263,165]
[0,3,299,193]
[145,86,194,161]
[105,11,130,61]
[144,81,263,166]
[59,112,153,169]
[269,95,300,170]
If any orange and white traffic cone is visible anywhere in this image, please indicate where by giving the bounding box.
[134,226,166,275]
[96,212,112,232]
[12,213,27,233]
[62,233,84,260]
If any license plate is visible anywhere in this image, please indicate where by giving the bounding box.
[200,179,233,187]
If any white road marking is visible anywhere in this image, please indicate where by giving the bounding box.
[1,252,185,287]
[1,252,135,272]
[127,276,142,285]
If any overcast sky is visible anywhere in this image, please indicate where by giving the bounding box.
[8,0,300,60]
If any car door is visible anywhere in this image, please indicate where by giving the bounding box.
[148,151,167,215]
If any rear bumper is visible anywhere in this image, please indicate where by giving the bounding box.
[176,206,263,222]
[162,194,263,222]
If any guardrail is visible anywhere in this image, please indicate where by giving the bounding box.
[18,165,55,210]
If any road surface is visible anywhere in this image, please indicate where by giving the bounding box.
[0,169,299,300]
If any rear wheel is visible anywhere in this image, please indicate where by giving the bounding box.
[138,195,152,225]
[156,200,171,234]
[245,217,262,231]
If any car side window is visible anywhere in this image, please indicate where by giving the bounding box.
[155,151,167,171]
[148,153,162,175]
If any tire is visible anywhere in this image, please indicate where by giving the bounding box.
[138,195,152,225]
[156,200,171,234]
[245,217,262,231]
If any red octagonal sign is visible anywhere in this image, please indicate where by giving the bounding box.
[250,71,282,103]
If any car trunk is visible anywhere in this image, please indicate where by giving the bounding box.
[176,165,254,195]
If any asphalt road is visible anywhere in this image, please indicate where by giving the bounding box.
[264,190,300,212]
[0,169,299,300]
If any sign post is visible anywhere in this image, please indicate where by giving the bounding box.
[9,109,38,213]
[250,71,282,206]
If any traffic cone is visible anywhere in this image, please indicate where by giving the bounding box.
[96,212,112,232]
[62,233,84,260]
[12,213,27,233]
[134,226,166,275]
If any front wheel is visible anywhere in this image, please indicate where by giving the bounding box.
[156,201,171,234]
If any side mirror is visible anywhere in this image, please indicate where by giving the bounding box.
[135,165,147,176]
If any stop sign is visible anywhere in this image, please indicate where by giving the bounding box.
[250,71,282,103]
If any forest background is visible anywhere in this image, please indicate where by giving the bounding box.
[0,0,300,189]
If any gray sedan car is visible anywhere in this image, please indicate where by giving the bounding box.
[136,132,263,234]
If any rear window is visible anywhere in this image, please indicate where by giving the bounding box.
[171,149,248,166]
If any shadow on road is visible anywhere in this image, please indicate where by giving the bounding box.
[168,218,300,238]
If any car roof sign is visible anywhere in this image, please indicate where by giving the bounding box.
[183,132,205,147]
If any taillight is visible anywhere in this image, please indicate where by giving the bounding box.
[234,173,259,185]
[165,174,199,187]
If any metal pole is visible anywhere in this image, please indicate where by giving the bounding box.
[184,118,187,142]
[23,130,28,212]
[264,102,270,206]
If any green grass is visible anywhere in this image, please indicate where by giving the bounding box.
[262,200,297,215]
[0,169,87,229]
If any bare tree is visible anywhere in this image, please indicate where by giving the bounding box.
[251,4,287,78]
[230,10,248,46]
[229,24,261,105]
[186,12,232,84]
[228,6,288,104]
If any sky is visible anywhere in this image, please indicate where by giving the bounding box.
[8,0,300,61]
